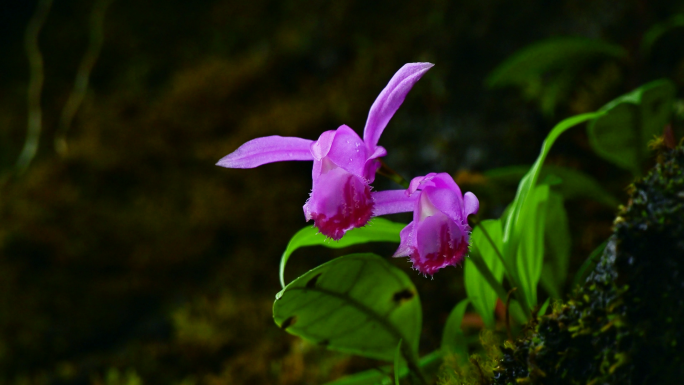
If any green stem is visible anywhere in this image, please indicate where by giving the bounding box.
[478,223,533,318]
[467,251,508,304]
[402,344,427,385]
[378,160,410,189]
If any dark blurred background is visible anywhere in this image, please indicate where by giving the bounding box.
[0,0,682,384]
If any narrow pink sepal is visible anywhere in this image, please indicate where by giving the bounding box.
[372,190,418,216]
[363,62,434,150]
[217,136,314,169]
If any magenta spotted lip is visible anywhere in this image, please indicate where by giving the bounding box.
[375,173,479,275]
[304,169,374,240]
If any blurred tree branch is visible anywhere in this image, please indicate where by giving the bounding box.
[16,0,52,174]
[55,0,114,156]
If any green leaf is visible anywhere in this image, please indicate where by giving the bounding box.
[507,300,528,325]
[537,297,551,317]
[540,191,571,298]
[484,164,620,208]
[324,370,391,385]
[502,112,604,315]
[465,251,509,311]
[587,79,677,175]
[641,14,684,55]
[394,339,402,385]
[487,37,626,114]
[572,240,608,288]
[465,220,505,328]
[487,37,626,88]
[280,218,406,287]
[323,350,444,385]
[515,184,550,308]
[274,253,421,362]
[441,299,470,366]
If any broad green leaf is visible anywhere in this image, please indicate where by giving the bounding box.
[587,79,676,175]
[641,14,684,55]
[465,220,504,328]
[394,339,402,385]
[274,253,421,362]
[502,112,604,315]
[323,350,443,385]
[487,37,626,87]
[540,192,571,298]
[484,164,620,208]
[441,299,470,366]
[279,218,406,287]
[487,37,626,114]
[515,184,550,308]
[537,65,579,116]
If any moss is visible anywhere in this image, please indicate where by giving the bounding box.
[489,145,684,384]
[439,331,504,385]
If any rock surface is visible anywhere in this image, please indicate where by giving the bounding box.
[493,145,684,384]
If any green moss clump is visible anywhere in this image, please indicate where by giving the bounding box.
[439,331,503,385]
[491,145,684,384]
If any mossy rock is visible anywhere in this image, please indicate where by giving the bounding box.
[491,145,684,385]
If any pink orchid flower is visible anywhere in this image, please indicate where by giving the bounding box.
[217,63,434,240]
[374,173,479,275]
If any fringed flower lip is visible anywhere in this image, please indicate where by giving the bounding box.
[372,173,479,275]
[217,63,434,240]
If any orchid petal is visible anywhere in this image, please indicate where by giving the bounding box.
[416,191,439,222]
[463,192,479,217]
[413,213,468,274]
[217,136,314,168]
[362,145,388,182]
[304,167,373,240]
[368,146,388,160]
[392,222,416,258]
[363,63,434,150]
[362,159,382,183]
[310,130,337,161]
[407,173,436,196]
[422,174,467,224]
[372,190,418,216]
[324,125,367,177]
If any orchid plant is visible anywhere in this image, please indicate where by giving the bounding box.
[217,63,435,241]
[217,63,678,384]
